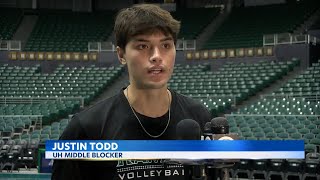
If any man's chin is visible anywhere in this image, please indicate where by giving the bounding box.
[140,81,168,90]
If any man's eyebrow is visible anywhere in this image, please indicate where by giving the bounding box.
[160,37,174,42]
[131,37,174,42]
[132,38,149,42]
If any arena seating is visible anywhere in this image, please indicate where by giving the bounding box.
[0,64,124,171]
[20,8,220,52]
[171,8,220,40]
[0,64,124,103]
[0,116,69,170]
[228,59,320,179]
[0,137,39,170]
[25,118,69,144]
[24,11,115,52]
[0,100,79,125]
[169,59,299,116]
[275,60,320,96]
[237,59,320,116]
[202,1,320,49]
[0,8,22,40]
[0,64,124,143]
[228,113,320,179]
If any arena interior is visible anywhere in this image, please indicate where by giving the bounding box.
[0,0,320,179]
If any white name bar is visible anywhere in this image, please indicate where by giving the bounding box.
[46,151,304,160]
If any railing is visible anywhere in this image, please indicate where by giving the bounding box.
[0,115,44,129]
[261,93,320,102]
[0,40,21,51]
[176,39,196,51]
[190,95,237,107]
[88,42,115,52]
[226,114,320,117]
[0,96,85,108]
[263,33,319,46]
[88,39,196,52]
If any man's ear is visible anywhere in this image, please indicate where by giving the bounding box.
[116,46,126,65]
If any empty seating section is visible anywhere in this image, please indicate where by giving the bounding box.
[0,64,124,142]
[275,61,320,96]
[169,60,297,116]
[49,64,124,103]
[0,8,22,40]
[24,118,70,143]
[0,64,124,103]
[228,115,320,142]
[24,11,115,52]
[231,60,320,153]
[0,117,70,170]
[237,60,320,116]
[237,97,320,115]
[171,8,220,39]
[0,101,79,125]
[227,114,320,179]
[0,116,39,139]
[202,1,320,49]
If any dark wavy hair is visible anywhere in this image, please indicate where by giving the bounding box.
[114,4,181,50]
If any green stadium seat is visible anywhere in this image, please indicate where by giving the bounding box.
[50,134,60,140]
[277,132,289,140]
[266,132,277,139]
[305,144,316,153]
[274,127,285,133]
[304,133,315,143]
[30,134,40,139]
[287,128,298,134]
[20,133,30,140]
[311,129,320,134]
[290,133,302,140]
[254,132,265,139]
[298,128,310,134]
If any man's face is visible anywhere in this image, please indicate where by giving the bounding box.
[118,31,176,89]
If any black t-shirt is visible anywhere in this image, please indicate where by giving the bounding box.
[52,89,211,180]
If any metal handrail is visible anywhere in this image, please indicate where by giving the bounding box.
[226,114,320,117]
[191,95,237,107]
[260,93,320,102]
[0,96,84,108]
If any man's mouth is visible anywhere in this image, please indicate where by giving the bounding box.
[148,69,163,74]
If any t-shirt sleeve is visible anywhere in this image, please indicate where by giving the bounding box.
[59,115,84,140]
[51,115,84,180]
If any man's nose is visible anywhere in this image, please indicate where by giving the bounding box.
[150,47,162,63]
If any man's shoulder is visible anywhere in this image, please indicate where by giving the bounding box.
[60,92,124,140]
[172,90,212,128]
[173,90,206,110]
[83,94,118,113]
[75,93,121,125]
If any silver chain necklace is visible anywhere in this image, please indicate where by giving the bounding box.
[126,87,171,138]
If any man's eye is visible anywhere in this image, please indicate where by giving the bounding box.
[137,44,148,49]
[163,43,172,49]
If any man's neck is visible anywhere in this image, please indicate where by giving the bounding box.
[125,85,171,118]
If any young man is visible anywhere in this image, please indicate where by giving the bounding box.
[52,4,211,180]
